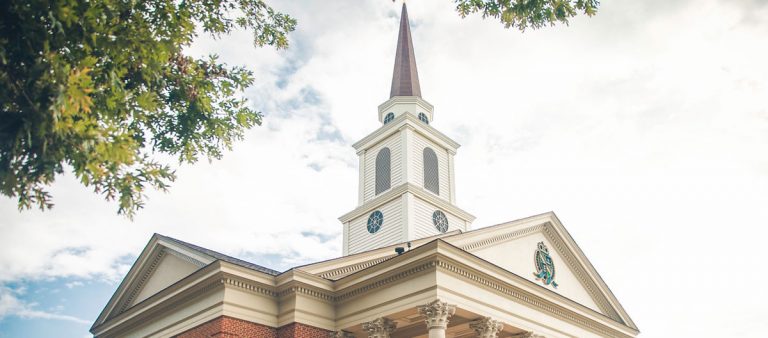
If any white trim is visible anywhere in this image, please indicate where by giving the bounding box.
[353,113,459,153]
[377,96,434,122]
[338,182,475,223]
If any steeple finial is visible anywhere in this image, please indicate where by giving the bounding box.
[390,3,421,98]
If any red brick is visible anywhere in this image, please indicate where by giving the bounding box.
[175,316,277,338]
[277,323,333,338]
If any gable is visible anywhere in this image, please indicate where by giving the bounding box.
[445,212,636,329]
[471,232,602,312]
[129,248,203,307]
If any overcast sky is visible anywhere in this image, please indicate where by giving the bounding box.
[1,0,767,337]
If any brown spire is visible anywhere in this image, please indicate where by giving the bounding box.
[390,3,421,98]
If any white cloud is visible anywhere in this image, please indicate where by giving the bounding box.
[0,0,767,336]
[0,286,89,325]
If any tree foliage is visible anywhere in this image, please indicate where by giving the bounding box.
[0,0,295,218]
[455,0,599,31]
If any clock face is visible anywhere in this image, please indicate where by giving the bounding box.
[432,210,448,233]
[367,210,383,234]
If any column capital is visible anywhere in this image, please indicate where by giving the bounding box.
[469,317,504,338]
[362,317,397,338]
[511,332,546,338]
[417,299,456,330]
[329,330,355,338]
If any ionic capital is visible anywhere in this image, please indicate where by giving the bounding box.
[362,317,397,338]
[417,299,456,330]
[470,317,504,338]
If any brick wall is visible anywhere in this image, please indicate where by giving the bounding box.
[176,317,332,338]
[175,316,277,338]
[277,323,332,338]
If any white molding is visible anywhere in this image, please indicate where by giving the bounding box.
[352,113,459,153]
[338,182,475,223]
[377,96,434,122]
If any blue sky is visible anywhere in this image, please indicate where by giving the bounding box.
[1,0,767,337]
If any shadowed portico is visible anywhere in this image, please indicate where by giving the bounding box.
[336,303,535,338]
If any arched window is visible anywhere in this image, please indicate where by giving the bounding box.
[423,147,439,194]
[383,112,395,124]
[375,148,391,194]
[418,112,429,124]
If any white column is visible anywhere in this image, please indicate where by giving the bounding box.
[469,317,504,338]
[417,299,456,338]
[362,317,397,338]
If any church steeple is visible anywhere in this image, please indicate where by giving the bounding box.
[390,3,421,98]
[340,4,474,256]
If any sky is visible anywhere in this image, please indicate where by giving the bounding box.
[1,0,767,337]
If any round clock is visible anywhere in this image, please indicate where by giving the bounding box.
[367,210,383,234]
[432,210,448,233]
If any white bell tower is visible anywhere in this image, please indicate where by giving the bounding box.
[339,4,475,255]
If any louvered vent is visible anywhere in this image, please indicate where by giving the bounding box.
[375,148,391,194]
[423,147,439,194]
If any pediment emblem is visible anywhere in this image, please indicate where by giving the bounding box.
[533,242,558,288]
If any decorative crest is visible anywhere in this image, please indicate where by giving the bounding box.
[533,242,558,288]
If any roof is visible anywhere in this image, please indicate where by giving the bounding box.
[155,234,280,276]
[390,3,422,98]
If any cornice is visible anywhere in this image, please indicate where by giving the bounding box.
[338,183,408,222]
[541,225,621,323]
[92,263,225,336]
[460,224,545,252]
[330,242,637,337]
[95,242,636,338]
[377,96,434,115]
[114,247,167,316]
[434,257,634,338]
[334,259,437,303]
[222,275,277,298]
[114,247,207,316]
[545,216,639,331]
[317,256,394,280]
[277,282,335,303]
[456,219,627,327]
[352,113,460,152]
[338,182,475,223]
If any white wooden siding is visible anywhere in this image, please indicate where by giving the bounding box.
[348,197,404,254]
[410,135,450,201]
[411,196,467,239]
[363,133,402,203]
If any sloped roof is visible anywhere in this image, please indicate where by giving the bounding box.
[155,234,280,276]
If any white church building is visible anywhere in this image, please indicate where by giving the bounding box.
[91,4,639,338]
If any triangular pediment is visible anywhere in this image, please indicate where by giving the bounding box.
[92,235,214,329]
[444,212,637,329]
